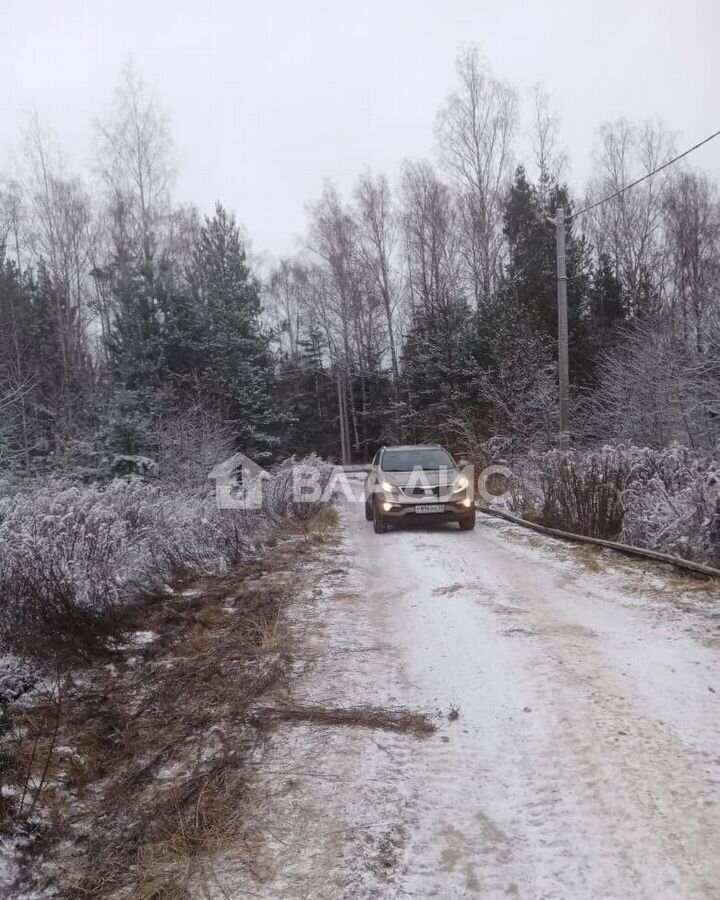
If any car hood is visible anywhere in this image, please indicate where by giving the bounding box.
[382,469,458,489]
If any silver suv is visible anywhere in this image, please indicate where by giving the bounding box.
[364,444,475,534]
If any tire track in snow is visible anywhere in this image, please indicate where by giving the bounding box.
[348,503,720,899]
[211,499,720,900]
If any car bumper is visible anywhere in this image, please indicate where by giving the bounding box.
[377,499,474,521]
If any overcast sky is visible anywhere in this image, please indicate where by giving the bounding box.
[3,0,720,260]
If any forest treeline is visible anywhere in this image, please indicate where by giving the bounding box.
[1,48,719,473]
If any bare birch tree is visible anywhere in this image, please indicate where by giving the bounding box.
[96,61,175,269]
[21,115,96,417]
[663,170,720,350]
[307,183,363,450]
[400,159,464,316]
[0,178,26,272]
[354,171,401,397]
[584,119,675,316]
[436,47,518,306]
[528,83,567,203]
[266,258,312,363]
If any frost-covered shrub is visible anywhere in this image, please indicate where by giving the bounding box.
[619,446,720,562]
[534,447,629,538]
[509,444,720,563]
[155,406,235,488]
[0,457,331,665]
[0,479,189,660]
[262,454,334,522]
[580,322,720,452]
[0,654,37,705]
[110,454,159,479]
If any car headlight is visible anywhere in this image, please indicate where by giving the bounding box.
[452,475,470,492]
[380,480,399,494]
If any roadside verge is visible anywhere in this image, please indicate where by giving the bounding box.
[477,504,720,580]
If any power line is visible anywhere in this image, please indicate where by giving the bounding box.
[572,127,720,220]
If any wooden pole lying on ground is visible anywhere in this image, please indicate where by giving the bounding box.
[477,504,720,580]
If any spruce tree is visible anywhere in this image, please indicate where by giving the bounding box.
[585,253,626,353]
[277,327,337,458]
[498,166,595,383]
[193,203,278,457]
[401,299,478,442]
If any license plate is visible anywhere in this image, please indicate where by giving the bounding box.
[415,504,445,514]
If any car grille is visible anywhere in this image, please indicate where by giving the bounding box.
[402,485,442,498]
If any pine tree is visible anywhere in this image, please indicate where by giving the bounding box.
[277,327,337,458]
[104,229,173,454]
[585,253,626,352]
[499,166,595,383]
[472,290,558,447]
[193,203,278,457]
[401,299,478,443]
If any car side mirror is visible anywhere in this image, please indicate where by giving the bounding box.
[458,458,469,468]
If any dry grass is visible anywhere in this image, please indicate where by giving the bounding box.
[4,509,434,899]
[566,543,605,574]
[5,536,302,899]
[128,771,243,900]
[259,618,287,652]
[253,702,436,737]
[287,505,340,544]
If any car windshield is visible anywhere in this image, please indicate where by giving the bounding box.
[381,448,455,472]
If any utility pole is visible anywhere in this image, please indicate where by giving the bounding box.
[341,375,351,465]
[555,206,570,446]
[335,365,351,466]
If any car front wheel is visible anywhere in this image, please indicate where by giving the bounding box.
[373,500,389,534]
[459,513,476,531]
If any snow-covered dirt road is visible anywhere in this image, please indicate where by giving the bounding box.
[215,496,720,900]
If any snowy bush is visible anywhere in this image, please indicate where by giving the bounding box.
[0,457,331,665]
[155,406,235,488]
[537,446,630,538]
[508,444,720,563]
[262,454,335,522]
[0,655,37,706]
[618,445,720,562]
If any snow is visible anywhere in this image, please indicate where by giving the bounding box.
[0,836,22,899]
[0,833,50,900]
[209,497,720,900]
[126,630,157,646]
[0,655,36,706]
